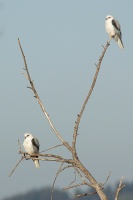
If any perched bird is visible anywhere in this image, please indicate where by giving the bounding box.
[105,15,124,49]
[23,133,40,168]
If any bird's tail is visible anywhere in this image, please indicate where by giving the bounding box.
[114,35,124,49]
[118,38,124,49]
[34,159,40,168]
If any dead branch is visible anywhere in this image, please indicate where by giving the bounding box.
[19,151,74,164]
[72,38,112,159]
[18,38,72,152]
[56,164,74,174]
[69,170,76,186]
[40,144,63,153]
[51,163,64,200]
[18,139,22,152]
[63,183,86,191]
[63,167,92,191]
[115,176,125,200]
[102,171,111,187]
[71,39,112,200]
[51,164,80,200]
[74,191,97,199]
[9,157,24,177]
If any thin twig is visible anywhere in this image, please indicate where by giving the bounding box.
[69,170,76,186]
[35,158,72,163]
[51,164,78,194]
[105,171,111,182]
[102,171,111,186]
[40,144,63,153]
[63,183,85,191]
[18,139,22,152]
[21,72,28,80]
[9,157,24,177]
[51,163,64,200]
[74,191,97,199]
[57,164,73,174]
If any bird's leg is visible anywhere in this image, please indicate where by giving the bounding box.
[110,34,114,38]
[25,154,31,160]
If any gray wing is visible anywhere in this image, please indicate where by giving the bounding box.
[112,19,121,31]
[112,19,122,38]
[31,138,40,150]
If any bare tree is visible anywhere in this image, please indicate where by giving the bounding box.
[9,38,125,200]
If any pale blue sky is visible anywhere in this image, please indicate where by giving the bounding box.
[1,1,133,199]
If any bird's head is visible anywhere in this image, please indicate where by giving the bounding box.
[24,133,32,139]
[106,15,114,21]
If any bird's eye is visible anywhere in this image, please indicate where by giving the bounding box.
[106,16,111,20]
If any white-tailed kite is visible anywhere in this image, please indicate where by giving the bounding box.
[105,15,124,49]
[23,133,40,168]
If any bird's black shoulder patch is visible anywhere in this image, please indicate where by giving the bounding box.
[32,138,39,150]
[112,19,120,31]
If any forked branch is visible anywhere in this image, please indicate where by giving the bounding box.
[115,177,125,200]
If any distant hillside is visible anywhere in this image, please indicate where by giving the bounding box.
[3,181,133,200]
[3,188,71,200]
